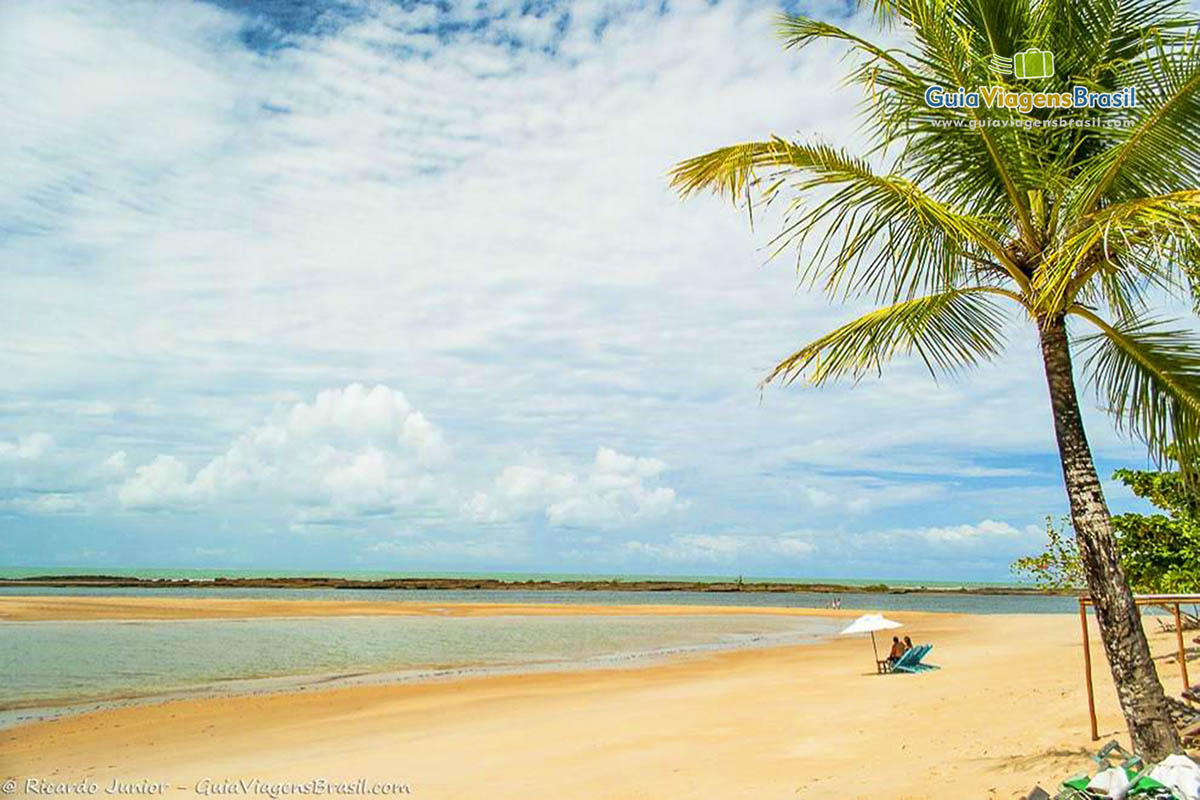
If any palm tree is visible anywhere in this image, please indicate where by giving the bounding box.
[671,0,1199,759]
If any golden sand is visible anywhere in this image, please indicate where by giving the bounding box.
[0,594,863,622]
[1,596,1193,799]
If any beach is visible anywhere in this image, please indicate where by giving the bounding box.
[1,597,1192,799]
[0,594,860,621]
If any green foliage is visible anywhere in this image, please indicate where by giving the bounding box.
[1111,467,1200,593]
[671,0,1200,756]
[765,289,1009,385]
[1014,468,1200,593]
[1077,316,1200,482]
[669,0,1200,482]
[1012,516,1086,592]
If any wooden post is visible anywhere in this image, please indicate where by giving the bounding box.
[1174,602,1191,691]
[1080,598,1099,741]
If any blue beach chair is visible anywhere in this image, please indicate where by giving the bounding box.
[892,644,939,674]
[887,645,919,672]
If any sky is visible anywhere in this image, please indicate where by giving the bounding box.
[0,0,1179,581]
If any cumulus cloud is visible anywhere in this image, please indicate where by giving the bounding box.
[470,446,686,528]
[0,433,132,511]
[117,456,194,510]
[1,0,1159,575]
[840,519,1045,569]
[915,519,1033,544]
[101,451,128,475]
[0,433,54,461]
[115,385,683,531]
[0,432,61,493]
[118,384,450,514]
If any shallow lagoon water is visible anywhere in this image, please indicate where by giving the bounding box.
[0,582,1100,728]
[0,613,844,724]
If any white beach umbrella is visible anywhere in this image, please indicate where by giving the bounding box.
[839,613,903,665]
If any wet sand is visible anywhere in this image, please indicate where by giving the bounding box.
[1,597,1193,799]
[0,594,862,621]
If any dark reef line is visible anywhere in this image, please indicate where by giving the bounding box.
[0,575,1061,595]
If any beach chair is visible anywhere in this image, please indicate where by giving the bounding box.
[891,644,939,674]
[1182,717,1200,748]
[887,646,918,672]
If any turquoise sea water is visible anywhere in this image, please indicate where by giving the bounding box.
[0,567,1085,728]
[0,613,843,727]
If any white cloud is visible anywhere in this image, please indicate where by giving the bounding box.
[115,385,683,531]
[102,451,128,475]
[367,536,522,564]
[0,434,135,510]
[795,477,946,514]
[0,0,1159,574]
[610,518,1041,572]
[0,433,71,496]
[118,384,451,514]
[0,433,53,461]
[799,486,836,509]
[118,455,193,510]
[2,493,84,514]
[624,532,817,563]
[844,519,1044,558]
[917,519,1032,544]
[471,446,686,528]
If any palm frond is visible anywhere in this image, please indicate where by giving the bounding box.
[1073,307,1200,478]
[1035,190,1200,313]
[892,0,1041,241]
[1071,35,1200,216]
[775,15,915,78]
[765,287,1013,387]
[1035,0,1194,82]
[955,0,1031,71]
[669,138,1026,301]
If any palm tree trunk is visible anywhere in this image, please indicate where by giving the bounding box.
[1037,314,1180,760]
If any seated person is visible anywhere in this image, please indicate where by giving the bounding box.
[887,635,906,665]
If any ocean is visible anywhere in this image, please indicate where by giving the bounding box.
[0,613,844,728]
[0,567,1087,729]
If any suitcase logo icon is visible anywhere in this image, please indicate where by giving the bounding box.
[989,49,1054,79]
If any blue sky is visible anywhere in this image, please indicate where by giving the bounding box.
[0,0,1175,581]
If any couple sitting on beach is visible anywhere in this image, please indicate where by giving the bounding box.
[886,636,916,666]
